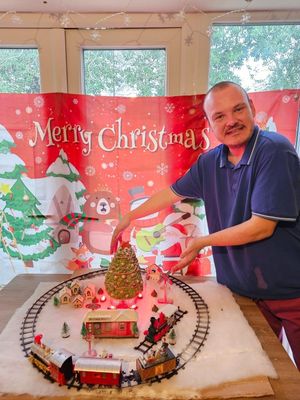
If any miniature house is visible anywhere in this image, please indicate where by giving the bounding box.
[84,283,96,300]
[70,280,81,296]
[58,287,72,304]
[84,309,139,338]
[72,294,84,308]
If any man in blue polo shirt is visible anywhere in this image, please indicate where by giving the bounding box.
[111,81,300,369]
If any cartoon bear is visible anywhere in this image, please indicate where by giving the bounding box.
[81,190,120,254]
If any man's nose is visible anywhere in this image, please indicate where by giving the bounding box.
[225,113,238,126]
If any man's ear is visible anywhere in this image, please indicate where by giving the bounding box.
[249,99,256,118]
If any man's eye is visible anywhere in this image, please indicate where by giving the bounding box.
[215,115,224,121]
[235,106,244,112]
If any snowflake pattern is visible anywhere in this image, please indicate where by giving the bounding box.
[156,162,169,176]
[123,170,133,181]
[85,165,96,176]
[25,106,33,114]
[73,98,79,105]
[282,95,291,104]
[115,104,126,114]
[165,103,175,113]
[35,156,42,164]
[15,131,23,139]
[15,109,21,115]
[33,96,45,108]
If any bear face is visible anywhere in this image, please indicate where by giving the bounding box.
[81,190,120,254]
[83,190,119,220]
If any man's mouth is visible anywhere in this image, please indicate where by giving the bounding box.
[225,125,244,135]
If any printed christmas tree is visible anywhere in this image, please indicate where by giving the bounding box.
[1,176,59,266]
[105,242,143,300]
[46,149,86,211]
[0,124,26,179]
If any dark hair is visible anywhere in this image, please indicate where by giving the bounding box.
[203,81,251,112]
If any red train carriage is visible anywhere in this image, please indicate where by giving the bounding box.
[74,357,122,386]
[48,349,74,385]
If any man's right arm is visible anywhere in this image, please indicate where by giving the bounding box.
[110,187,182,253]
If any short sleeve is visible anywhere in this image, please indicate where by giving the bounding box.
[171,157,204,200]
[251,141,300,221]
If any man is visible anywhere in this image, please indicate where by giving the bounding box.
[111,81,300,369]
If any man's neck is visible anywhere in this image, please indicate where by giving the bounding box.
[227,145,246,165]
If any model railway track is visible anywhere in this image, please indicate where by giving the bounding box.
[20,268,210,389]
[20,268,107,356]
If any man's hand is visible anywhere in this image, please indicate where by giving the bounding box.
[110,214,131,254]
[171,237,206,273]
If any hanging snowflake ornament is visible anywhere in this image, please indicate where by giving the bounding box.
[206,26,213,37]
[175,10,186,20]
[10,13,22,25]
[124,14,131,26]
[185,34,193,46]
[241,12,251,24]
[90,30,101,41]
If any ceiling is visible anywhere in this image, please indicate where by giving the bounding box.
[0,0,300,13]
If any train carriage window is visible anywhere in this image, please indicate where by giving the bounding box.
[119,322,126,330]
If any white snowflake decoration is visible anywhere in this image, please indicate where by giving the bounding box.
[123,170,133,181]
[72,98,79,105]
[156,162,169,176]
[10,14,22,25]
[35,156,42,164]
[241,12,251,24]
[33,96,45,108]
[165,103,175,113]
[15,131,23,140]
[85,165,96,176]
[90,30,101,41]
[282,95,291,104]
[15,109,21,115]
[115,104,126,114]
[25,106,33,114]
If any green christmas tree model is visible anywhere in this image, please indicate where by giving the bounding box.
[0,177,59,266]
[105,242,143,300]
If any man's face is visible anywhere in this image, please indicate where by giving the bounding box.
[204,85,256,148]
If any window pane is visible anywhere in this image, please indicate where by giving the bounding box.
[0,48,40,93]
[83,48,166,96]
[209,24,300,91]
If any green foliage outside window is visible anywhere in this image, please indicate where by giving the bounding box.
[209,24,300,91]
[0,48,40,93]
[83,48,166,96]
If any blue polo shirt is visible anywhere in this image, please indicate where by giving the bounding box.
[171,126,300,299]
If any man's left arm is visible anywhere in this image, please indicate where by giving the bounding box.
[172,215,277,272]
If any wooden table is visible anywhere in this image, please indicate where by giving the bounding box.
[1,273,300,400]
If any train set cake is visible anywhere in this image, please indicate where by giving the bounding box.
[21,243,210,391]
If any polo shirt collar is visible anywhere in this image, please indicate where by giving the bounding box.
[219,125,260,169]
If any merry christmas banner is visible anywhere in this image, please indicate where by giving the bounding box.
[0,90,299,285]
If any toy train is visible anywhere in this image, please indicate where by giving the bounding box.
[144,304,178,343]
[29,335,178,388]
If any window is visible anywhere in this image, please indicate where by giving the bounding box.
[209,23,300,91]
[0,48,40,93]
[66,28,181,95]
[83,48,166,96]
